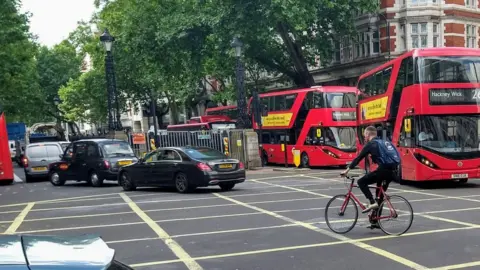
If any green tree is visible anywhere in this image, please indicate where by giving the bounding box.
[36,41,83,119]
[0,0,40,123]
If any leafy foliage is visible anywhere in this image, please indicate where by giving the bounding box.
[0,0,39,123]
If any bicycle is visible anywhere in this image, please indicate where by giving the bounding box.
[325,175,414,235]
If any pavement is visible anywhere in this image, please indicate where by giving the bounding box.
[2,165,480,269]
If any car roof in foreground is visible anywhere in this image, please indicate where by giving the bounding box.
[0,234,115,269]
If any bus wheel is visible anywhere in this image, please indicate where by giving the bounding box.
[301,152,309,168]
[459,179,468,184]
[395,166,406,185]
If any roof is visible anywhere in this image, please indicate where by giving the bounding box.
[359,47,480,80]
[0,234,115,269]
[27,141,70,147]
[75,138,127,143]
[153,146,216,151]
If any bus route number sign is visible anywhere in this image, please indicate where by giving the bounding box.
[429,88,480,105]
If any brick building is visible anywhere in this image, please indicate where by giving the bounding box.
[264,0,480,89]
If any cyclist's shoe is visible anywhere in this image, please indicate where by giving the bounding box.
[362,202,379,213]
[367,223,380,230]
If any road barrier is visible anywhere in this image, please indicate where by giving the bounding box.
[128,129,256,168]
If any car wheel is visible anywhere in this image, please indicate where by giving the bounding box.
[90,171,104,187]
[49,171,65,186]
[175,173,194,193]
[25,173,34,183]
[219,182,235,191]
[120,172,136,191]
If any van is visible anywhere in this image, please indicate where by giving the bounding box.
[23,142,69,182]
[9,140,15,160]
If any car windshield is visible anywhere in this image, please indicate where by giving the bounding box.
[27,145,47,158]
[324,127,357,150]
[417,115,480,158]
[101,142,135,157]
[184,148,226,160]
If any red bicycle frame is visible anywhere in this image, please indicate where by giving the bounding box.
[340,177,398,221]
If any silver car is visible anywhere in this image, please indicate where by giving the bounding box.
[23,142,70,182]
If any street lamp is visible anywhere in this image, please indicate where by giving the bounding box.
[369,13,390,61]
[231,36,249,129]
[53,96,61,107]
[100,28,122,131]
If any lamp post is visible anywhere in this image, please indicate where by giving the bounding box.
[231,37,249,129]
[370,13,390,61]
[100,29,122,131]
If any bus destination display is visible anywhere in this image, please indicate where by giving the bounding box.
[332,111,356,121]
[429,88,480,105]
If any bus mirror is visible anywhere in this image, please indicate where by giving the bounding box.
[316,129,322,138]
[404,119,412,133]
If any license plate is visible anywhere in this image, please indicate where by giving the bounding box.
[118,160,132,166]
[32,167,47,171]
[451,173,468,179]
[219,164,233,169]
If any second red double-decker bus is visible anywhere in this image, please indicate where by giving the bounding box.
[357,47,480,183]
[252,86,358,167]
[205,105,238,120]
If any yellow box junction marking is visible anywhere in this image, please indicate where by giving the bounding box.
[119,193,203,270]
[5,203,35,234]
[212,193,428,270]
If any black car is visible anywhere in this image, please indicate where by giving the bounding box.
[48,139,138,187]
[118,146,246,193]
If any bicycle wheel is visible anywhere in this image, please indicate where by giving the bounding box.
[325,194,358,234]
[378,195,414,235]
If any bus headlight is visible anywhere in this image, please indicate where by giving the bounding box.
[414,153,438,169]
[322,149,338,158]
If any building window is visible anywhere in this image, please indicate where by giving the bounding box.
[372,30,380,54]
[400,24,407,50]
[333,41,341,63]
[340,37,353,63]
[354,32,370,59]
[466,0,476,8]
[467,24,477,48]
[433,23,439,47]
[411,23,428,48]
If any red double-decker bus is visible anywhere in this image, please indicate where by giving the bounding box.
[357,47,480,183]
[167,115,236,131]
[0,111,14,185]
[252,86,358,167]
[205,105,238,119]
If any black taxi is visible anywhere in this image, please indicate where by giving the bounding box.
[48,139,138,187]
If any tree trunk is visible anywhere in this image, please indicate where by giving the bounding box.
[276,22,315,87]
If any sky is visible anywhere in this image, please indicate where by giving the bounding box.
[20,0,97,47]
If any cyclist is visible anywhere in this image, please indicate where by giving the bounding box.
[340,125,400,214]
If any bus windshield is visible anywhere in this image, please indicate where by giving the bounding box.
[417,115,480,158]
[325,93,356,108]
[324,127,357,150]
[418,56,480,83]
